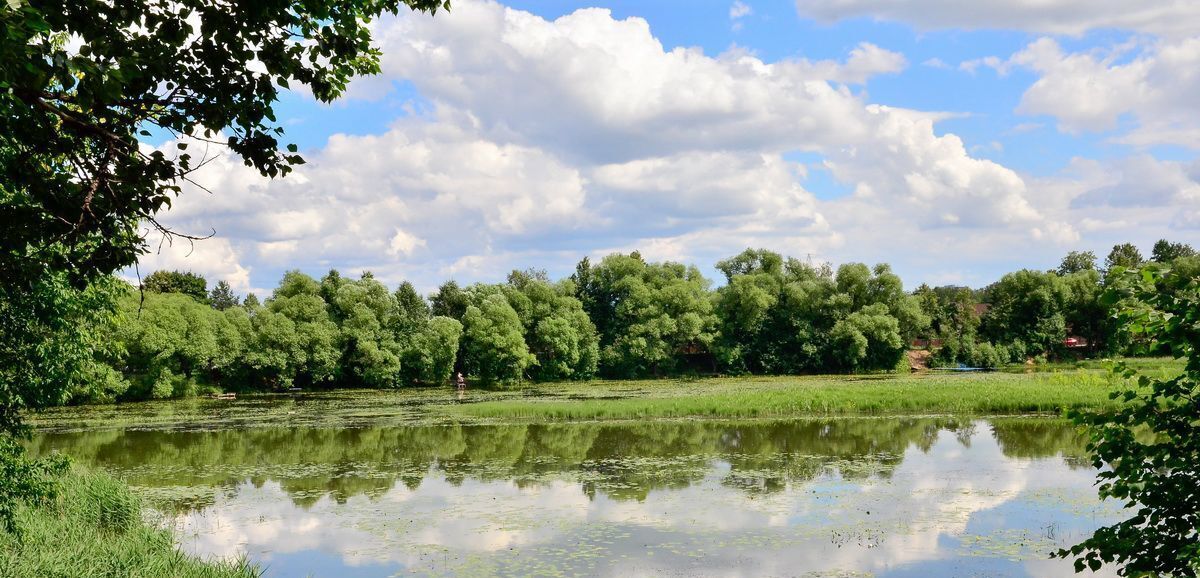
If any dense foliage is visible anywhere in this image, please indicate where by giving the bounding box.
[57,239,1196,401]
[0,274,122,436]
[64,271,467,402]
[1,0,448,288]
[1058,265,1200,576]
[710,250,923,374]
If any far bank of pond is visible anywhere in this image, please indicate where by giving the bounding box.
[20,368,1160,577]
[31,363,1184,432]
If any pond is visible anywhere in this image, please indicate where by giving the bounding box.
[28,395,1121,577]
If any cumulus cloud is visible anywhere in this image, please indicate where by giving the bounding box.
[143,112,592,291]
[137,0,1188,293]
[134,235,253,294]
[824,106,1048,230]
[793,0,1200,37]
[791,0,1200,150]
[362,2,914,161]
[1070,155,1200,209]
[1007,37,1200,148]
[364,2,1042,227]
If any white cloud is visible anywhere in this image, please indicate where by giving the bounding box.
[134,235,253,294]
[362,2,908,161]
[793,0,1200,37]
[133,0,1197,292]
[824,105,1050,231]
[1000,37,1200,148]
[388,229,427,257]
[1071,155,1200,208]
[365,2,1032,230]
[958,55,1006,76]
[140,112,592,292]
[840,42,909,82]
[729,1,752,20]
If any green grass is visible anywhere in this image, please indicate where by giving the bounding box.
[27,358,1186,431]
[0,467,258,578]
[451,364,1183,422]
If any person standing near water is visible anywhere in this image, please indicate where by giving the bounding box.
[456,372,466,390]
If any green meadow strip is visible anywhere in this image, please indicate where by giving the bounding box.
[451,370,1149,422]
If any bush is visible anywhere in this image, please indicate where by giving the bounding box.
[150,370,176,400]
[0,437,68,533]
[1006,340,1028,363]
[972,342,1003,369]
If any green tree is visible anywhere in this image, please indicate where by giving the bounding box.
[913,284,980,343]
[118,290,225,398]
[830,303,905,371]
[1105,243,1144,273]
[506,275,599,380]
[212,307,252,385]
[1,0,449,289]
[391,280,464,385]
[243,308,303,388]
[864,264,929,343]
[1058,250,1098,275]
[461,294,535,384]
[393,281,430,336]
[1058,265,1200,575]
[332,275,402,387]
[1151,239,1196,264]
[208,280,240,311]
[1060,268,1107,354]
[257,271,339,387]
[580,254,717,377]
[402,316,463,384]
[713,251,918,374]
[0,274,122,435]
[430,280,470,321]
[319,269,348,319]
[980,270,1072,358]
[142,270,208,302]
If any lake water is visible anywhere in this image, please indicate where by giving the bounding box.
[29,396,1122,577]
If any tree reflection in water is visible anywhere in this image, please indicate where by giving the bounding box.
[29,417,1088,513]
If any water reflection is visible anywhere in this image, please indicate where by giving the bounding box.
[30,418,1115,577]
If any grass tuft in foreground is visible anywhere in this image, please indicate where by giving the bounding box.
[0,466,257,578]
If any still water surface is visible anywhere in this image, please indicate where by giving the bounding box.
[30,405,1120,577]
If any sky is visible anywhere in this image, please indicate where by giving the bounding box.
[136,0,1200,296]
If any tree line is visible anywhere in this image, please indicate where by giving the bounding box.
[66,239,1197,403]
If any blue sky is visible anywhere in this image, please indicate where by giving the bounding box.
[138,0,1200,295]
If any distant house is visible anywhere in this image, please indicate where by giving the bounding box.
[1063,336,1089,349]
[910,338,944,349]
[973,303,991,317]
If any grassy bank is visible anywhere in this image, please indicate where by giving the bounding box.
[451,364,1183,422]
[0,467,256,578]
[27,358,1185,431]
